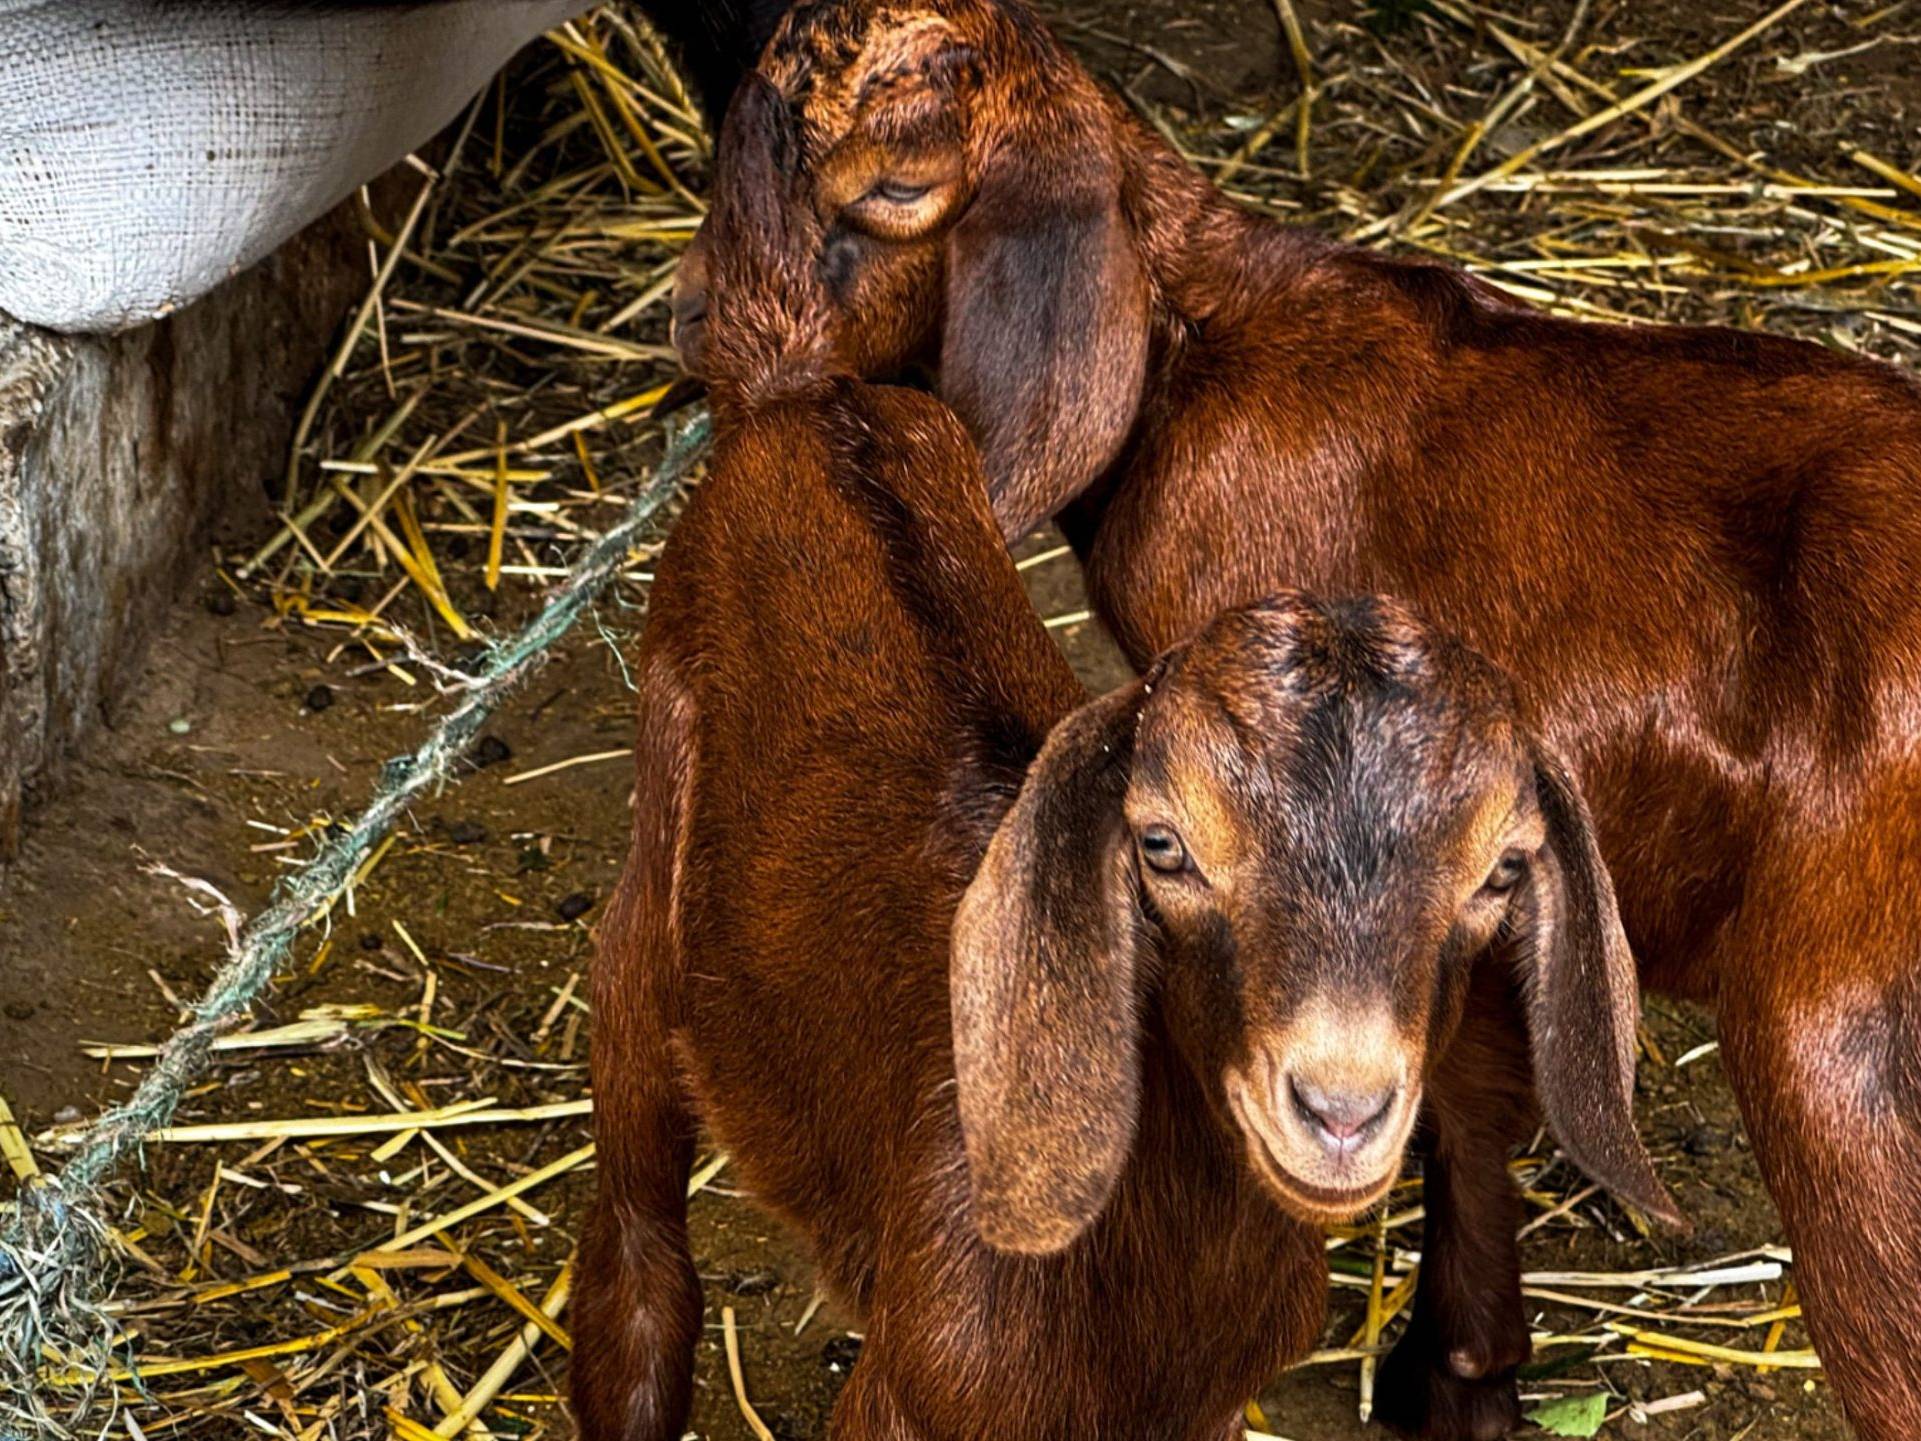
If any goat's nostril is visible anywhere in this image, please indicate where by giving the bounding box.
[1289,1077,1396,1146]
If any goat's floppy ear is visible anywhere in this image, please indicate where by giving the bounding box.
[940,131,1150,541]
[700,75,830,389]
[951,683,1147,1254]
[708,75,811,275]
[1518,743,1686,1230]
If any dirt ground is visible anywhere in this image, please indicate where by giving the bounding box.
[0,538,1844,1440]
[8,0,1919,1435]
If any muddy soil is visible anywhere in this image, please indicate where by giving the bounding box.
[0,534,1843,1440]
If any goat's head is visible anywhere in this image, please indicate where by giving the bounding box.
[951,593,1681,1252]
[676,0,1149,529]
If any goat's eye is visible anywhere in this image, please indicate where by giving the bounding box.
[1482,852,1528,895]
[865,179,931,205]
[1138,825,1188,875]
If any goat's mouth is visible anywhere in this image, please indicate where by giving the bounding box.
[670,302,709,374]
[669,236,712,375]
[1225,1073,1419,1224]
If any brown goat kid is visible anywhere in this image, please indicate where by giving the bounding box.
[576,78,1673,1441]
[672,4,1921,1435]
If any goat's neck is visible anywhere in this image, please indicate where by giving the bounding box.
[1114,112,1331,333]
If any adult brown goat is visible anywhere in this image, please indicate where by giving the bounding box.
[575,75,1673,1441]
[670,3,1921,1437]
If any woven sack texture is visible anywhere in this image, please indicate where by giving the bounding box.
[0,0,586,334]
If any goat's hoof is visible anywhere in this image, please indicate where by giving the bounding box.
[1372,1331,1524,1441]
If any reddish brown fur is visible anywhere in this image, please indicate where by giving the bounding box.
[578,77,1671,1441]
[576,82,1324,1441]
[677,3,1921,1435]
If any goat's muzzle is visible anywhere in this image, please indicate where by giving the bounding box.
[1224,1006,1421,1222]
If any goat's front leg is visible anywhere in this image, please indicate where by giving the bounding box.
[1375,964,1533,1441]
[828,1347,933,1441]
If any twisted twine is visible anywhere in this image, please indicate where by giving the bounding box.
[0,412,709,1436]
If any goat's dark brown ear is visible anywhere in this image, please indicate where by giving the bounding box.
[700,75,830,388]
[940,133,1149,541]
[1520,744,1686,1230]
[951,683,1146,1255]
[708,75,809,271]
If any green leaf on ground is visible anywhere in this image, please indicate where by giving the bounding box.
[1526,1391,1609,1437]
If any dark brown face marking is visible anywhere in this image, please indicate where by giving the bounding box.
[1119,594,1540,1217]
[1135,595,1523,989]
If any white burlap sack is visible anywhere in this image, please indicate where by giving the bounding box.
[0,0,588,334]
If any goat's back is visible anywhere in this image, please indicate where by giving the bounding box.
[637,379,1082,1286]
[1141,227,1921,749]
[1091,227,1921,1001]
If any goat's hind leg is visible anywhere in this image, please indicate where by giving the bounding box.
[571,656,704,1441]
[572,1112,701,1441]
[1718,843,1921,1441]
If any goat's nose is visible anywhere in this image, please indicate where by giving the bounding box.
[670,294,708,345]
[672,293,708,329]
[1289,1076,1396,1150]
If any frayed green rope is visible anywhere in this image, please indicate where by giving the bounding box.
[0,411,709,1437]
